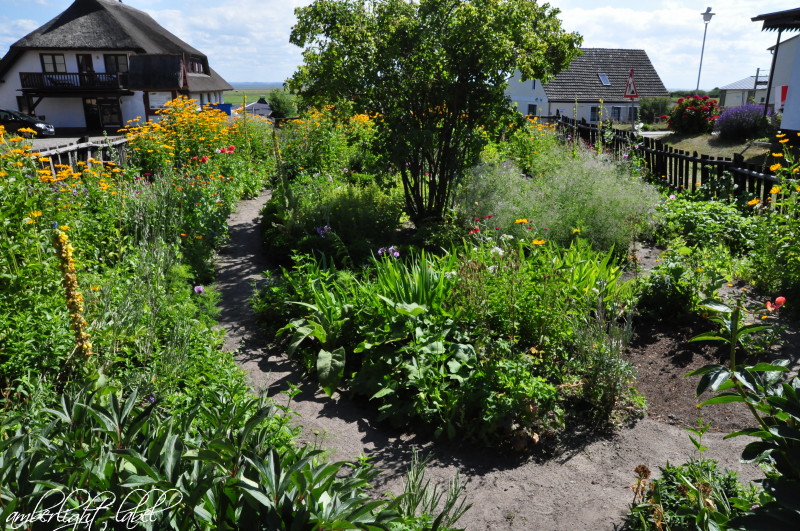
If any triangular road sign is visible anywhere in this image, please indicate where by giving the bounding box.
[624,69,638,99]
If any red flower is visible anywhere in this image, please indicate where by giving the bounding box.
[468,228,480,234]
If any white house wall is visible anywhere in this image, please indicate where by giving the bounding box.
[505,72,549,116]
[0,49,147,130]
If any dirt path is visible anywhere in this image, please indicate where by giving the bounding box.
[214,191,764,530]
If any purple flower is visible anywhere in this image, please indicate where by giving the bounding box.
[194,285,205,294]
[378,245,400,258]
[316,225,332,238]
[149,396,155,403]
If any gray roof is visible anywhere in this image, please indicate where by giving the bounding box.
[542,48,669,102]
[0,0,231,92]
[719,75,770,91]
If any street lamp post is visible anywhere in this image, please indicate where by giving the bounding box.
[696,7,715,92]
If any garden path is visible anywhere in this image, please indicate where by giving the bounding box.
[214,191,765,530]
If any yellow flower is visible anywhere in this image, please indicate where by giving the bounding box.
[572,228,581,234]
[532,239,546,246]
[770,186,781,194]
[770,163,782,172]
[776,133,786,138]
[90,285,101,292]
[780,138,790,143]
[748,198,759,206]
[515,218,528,224]
[59,225,70,231]
[773,152,784,157]
[30,211,42,217]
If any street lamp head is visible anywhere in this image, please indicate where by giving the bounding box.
[701,7,715,24]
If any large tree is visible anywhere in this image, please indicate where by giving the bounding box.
[289,0,582,223]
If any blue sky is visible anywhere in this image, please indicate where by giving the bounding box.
[0,0,796,90]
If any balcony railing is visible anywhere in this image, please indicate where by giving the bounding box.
[19,72,129,91]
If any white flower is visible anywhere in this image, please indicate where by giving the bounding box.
[488,265,497,274]
[490,246,504,256]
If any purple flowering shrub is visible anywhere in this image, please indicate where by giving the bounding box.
[715,104,772,141]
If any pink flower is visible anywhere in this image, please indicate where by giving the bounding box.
[766,296,786,312]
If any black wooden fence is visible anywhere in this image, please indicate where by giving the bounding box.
[554,116,779,203]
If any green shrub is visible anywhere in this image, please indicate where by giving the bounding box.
[454,148,660,255]
[263,172,405,265]
[267,89,297,119]
[654,196,755,253]
[638,96,673,124]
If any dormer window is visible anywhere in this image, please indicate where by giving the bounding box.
[598,73,611,86]
[188,56,206,74]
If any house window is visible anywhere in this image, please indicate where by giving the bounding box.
[611,106,622,121]
[527,104,537,116]
[40,54,66,73]
[104,54,129,73]
[188,56,206,74]
[628,107,638,122]
[76,54,94,73]
[597,73,611,86]
[590,106,599,122]
[531,80,536,90]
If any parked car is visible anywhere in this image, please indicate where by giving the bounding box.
[0,109,55,137]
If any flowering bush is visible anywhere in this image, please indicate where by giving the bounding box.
[666,94,720,135]
[715,104,772,141]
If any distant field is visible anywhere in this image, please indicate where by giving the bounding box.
[224,88,278,106]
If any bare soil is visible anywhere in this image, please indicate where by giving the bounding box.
[213,191,797,530]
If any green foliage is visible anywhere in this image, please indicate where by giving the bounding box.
[261,236,640,445]
[685,297,800,529]
[0,383,417,530]
[666,94,721,135]
[263,167,405,266]
[745,150,800,298]
[289,0,582,222]
[267,89,297,119]
[625,459,760,530]
[654,196,755,253]
[454,146,661,254]
[637,243,729,319]
[638,96,674,124]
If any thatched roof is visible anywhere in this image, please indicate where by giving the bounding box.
[0,0,231,91]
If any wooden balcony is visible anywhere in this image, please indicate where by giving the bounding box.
[19,72,130,92]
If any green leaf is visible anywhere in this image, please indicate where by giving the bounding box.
[688,332,728,343]
[699,393,745,407]
[693,366,730,396]
[317,347,346,397]
[749,363,790,373]
[396,302,426,317]
[686,364,724,377]
[371,387,394,400]
[698,299,733,313]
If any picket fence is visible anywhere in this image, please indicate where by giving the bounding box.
[554,116,779,203]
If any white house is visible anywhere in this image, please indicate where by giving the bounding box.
[0,0,232,134]
[718,75,769,108]
[505,48,669,124]
[752,8,800,128]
